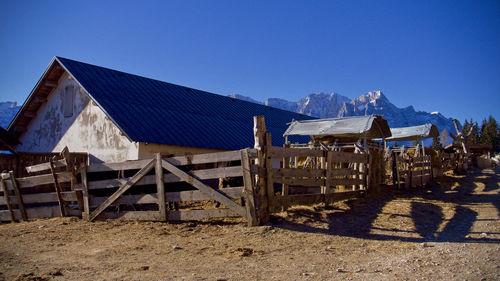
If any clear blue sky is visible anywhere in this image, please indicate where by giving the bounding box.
[1,0,499,123]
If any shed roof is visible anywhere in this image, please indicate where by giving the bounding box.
[283,115,391,139]
[9,57,313,150]
[384,124,439,142]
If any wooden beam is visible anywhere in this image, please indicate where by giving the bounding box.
[26,159,67,173]
[88,158,156,221]
[241,149,257,226]
[23,111,36,118]
[0,179,15,222]
[43,80,58,88]
[161,158,246,217]
[32,96,47,103]
[9,172,27,221]
[80,164,90,220]
[155,154,167,221]
[49,158,66,217]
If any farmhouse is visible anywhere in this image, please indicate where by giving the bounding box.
[8,57,312,163]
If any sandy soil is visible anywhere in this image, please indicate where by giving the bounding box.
[1,168,499,281]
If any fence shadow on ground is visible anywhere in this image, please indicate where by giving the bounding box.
[274,168,500,244]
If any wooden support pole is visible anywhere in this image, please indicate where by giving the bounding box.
[80,163,90,220]
[9,172,27,221]
[1,177,15,222]
[265,132,274,205]
[281,143,290,212]
[241,149,258,226]
[155,153,167,221]
[49,158,66,217]
[253,116,269,224]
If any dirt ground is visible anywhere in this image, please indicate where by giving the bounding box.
[1,168,499,281]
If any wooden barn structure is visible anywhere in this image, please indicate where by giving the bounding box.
[6,57,312,164]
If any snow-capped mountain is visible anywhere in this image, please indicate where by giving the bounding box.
[266,92,351,119]
[230,91,457,142]
[0,102,20,128]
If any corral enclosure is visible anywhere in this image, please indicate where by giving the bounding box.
[0,117,445,225]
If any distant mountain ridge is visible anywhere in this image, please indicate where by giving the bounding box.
[229,91,457,142]
[0,102,20,128]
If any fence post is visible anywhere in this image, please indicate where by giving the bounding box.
[253,116,269,224]
[49,158,66,217]
[9,171,27,221]
[1,175,15,222]
[155,154,167,221]
[241,149,258,226]
[80,163,90,221]
[281,143,290,212]
[265,132,274,210]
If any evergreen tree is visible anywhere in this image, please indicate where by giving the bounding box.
[480,116,499,151]
[469,120,480,145]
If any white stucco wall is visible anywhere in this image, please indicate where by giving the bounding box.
[16,74,139,163]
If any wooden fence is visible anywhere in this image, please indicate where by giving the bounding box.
[394,155,432,188]
[266,146,369,212]
[0,150,85,222]
[0,151,87,178]
[76,150,258,225]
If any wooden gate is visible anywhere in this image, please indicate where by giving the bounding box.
[79,150,258,225]
[265,146,369,212]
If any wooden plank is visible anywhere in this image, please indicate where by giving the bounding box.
[49,158,66,217]
[241,149,258,226]
[161,158,247,217]
[273,177,325,187]
[168,209,239,221]
[80,165,90,220]
[87,159,153,173]
[9,172,27,220]
[87,150,249,173]
[25,159,67,173]
[26,206,80,219]
[88,158,156,221]
[1,179,15,221]
[271,168,324,178]
[7,191,77,205]
[87,166,243,190]
[89,187,244,207]
[16,172,73,188]
[99,209,239,221]
[329,178,365,186]
[0,206,81,221]
[155,154,167,221]
[167,150,243,166]
[265,133,274,201]
[330,151,368,164]
[281,144,290,211]
[269,146,324,158]
[0,210,17,221]
[93,211,161,221]
[328,169,361,177]
[271,191,361,210]
[325,151,333,195]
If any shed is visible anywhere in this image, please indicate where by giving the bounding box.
[384,124,439,142]
[283,115,391,142]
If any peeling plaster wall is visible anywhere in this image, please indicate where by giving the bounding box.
[138,143,224,159]
[16,74,139,163]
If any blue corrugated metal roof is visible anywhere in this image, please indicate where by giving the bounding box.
[56,57,313,150]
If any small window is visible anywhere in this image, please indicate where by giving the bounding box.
[63,85,74,117]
